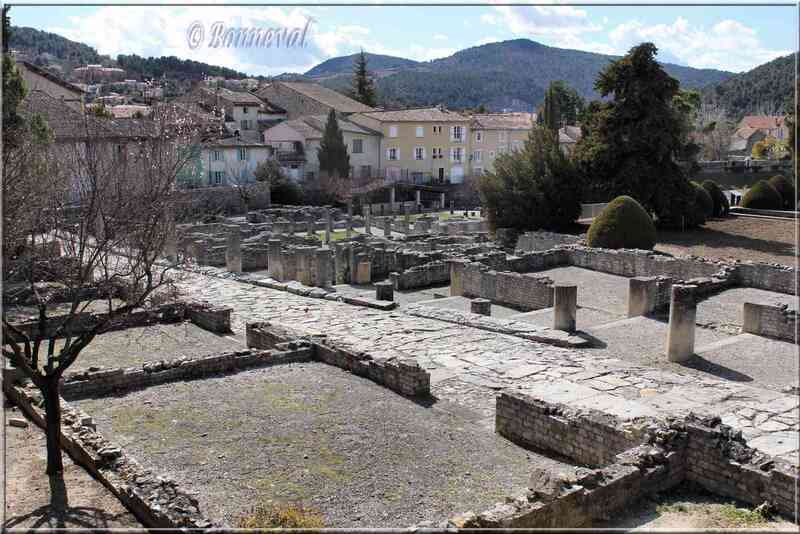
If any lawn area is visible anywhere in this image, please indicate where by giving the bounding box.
[315,229,361,241]
[407,210,482,221]
[653,216,796,266]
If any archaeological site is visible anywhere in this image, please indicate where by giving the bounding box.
[4,202,798,529]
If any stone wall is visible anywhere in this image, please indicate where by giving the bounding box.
[390,261,450,290]
[61,344,312,399]
[450,261,554,311]
[246,321,430,397]
[742,302,797,343]
[515,231,585,253]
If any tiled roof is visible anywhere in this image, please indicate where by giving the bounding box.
[739,115,786,130]
[18,60,87,96]
[359,107,468,122]
[204,135,270,148]
[302,114,380,136]
[471,112,535,130]
[261,82,375,113]
[201,87,264,106]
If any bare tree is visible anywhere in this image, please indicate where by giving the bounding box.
[695,102,735,161]
[2,102,199,475]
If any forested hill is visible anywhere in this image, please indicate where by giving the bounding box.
[10,26,110,66]
[309,39,733,111]
[701,53,796,119]
[305,52,419,78]
[116,55,246,81]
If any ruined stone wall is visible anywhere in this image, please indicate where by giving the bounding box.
[496,393,644,467]
[516,231,585,253]
[742,302,797,343]
[735,262,797,295]
[450,262,554,311]
[390,261,450,290]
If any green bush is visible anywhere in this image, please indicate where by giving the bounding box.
[586,195,656,250]
[692,182,714,218]
[742,180,783,209]
[767,174,796,210]
[701,180,729,217]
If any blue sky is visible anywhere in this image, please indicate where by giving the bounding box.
[8,2,797,76]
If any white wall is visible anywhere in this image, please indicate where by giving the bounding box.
[201,145,272,185]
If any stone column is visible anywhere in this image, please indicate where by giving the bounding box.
[403,203,410,224]
[553,285,577,332]
[471,298,491,316]
[440,192,445,211]
[267,239,283,280]
[375,280,394,301]
[450,200,455,214]
[383,217,391,238]
[355,252,371,284]
[390,186,396,213]
[666,284,697,363]
[415,189,422,210]
[628,277,657,318]
[307,213,315,237]
[365,205,372,236]
[325,210,332,244]
[346,200,353,239]
[315,248,331,288]
[225,225,242,273]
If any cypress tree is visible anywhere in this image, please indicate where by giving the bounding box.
[317,109,350,179]
[351,49,376,107]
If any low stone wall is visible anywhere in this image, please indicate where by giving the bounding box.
[61,344,312,399]
[4,382,215,528]
[742,302,797,343]
[515,231,585,253]
[496,393,646,467]
[450,261,554,311]
[735,262,797,295]
[246,321,430,397]
[389,261,450,290]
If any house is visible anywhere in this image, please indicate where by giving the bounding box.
[198,136,273,187]
[73,64,126,83]
[737,116,789,141]
[349,106,471,184]
[16,60,86,111]
[255,81,374,120]
[468,112,535,174]
[728,126,767,156]
[558,125,582,154]
[263,114,381,183]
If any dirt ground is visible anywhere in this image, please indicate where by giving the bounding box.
[599,482,797,530]
[654,216,797,266]
[3,403,140,530]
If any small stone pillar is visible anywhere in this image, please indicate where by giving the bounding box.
[471,298,491,316]
[267,239,283,280]
[553,285,577,332]
[375,280,394,301]
[450,200,455,214]
[346,200,353,239]
[390,186,397,213]
[325,210,332,244]
[355,253,371,284]
[383,217,391,238]
[628,277,657,318]
[225,225,242,273]
[440,192,445,211]
[403,203,410,224]
[315,247,330,288]
[307,214,315,237]
[365,205,372,235]
[415,189,421,209]
[666,284,697,363]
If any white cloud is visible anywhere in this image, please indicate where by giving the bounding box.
[607,17,791,72]
[433,33,448,41]
[482,5,602,38]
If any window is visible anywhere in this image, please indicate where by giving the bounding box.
[489,150,495,158]
[212,150,222,161]
[360,165,371,178]
[499,131,507,143]
[474,166,484,176]
[415,126,424,138]
[433,125,442,134]
[432,147,443,159]
[352,139,363,154]
[387,148,399,161]
[243,106,249,114]
[388,125,398,138]
[475,130,483,143]
[450,147,463,162]
[497,147,506,155]
[209,171,224,185]
[414,146,425,160]
[472,150,482,162]
[451,125,463,142]
[240,119,251,130]
[238,147,249,161]
[512,140,522,152]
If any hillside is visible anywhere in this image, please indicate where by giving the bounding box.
[116,54,246,81]
[701,53,796,119]
[305,52,419,78]
[10,25,111,68]
[310,39,732,111]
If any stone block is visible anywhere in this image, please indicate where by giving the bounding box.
[375,280,394,301]
[471,298,492,316]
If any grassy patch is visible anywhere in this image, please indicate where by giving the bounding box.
[315,229,360,241]
[236,502,324,528]
[655,501,772,528]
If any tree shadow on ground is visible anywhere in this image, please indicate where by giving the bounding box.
[656,225,796,261]
[3,474,133,530]
[680,354,753,383]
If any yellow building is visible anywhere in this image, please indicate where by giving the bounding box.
[468,112,536,174]
[350,106,471,184]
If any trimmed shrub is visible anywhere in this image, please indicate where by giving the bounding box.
[587,195,656,250]
[701,180,729,217]
[692,181,714,219]
[742,180,783,210]
[767,175,796,210]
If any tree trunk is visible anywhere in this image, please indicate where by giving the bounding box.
[42,377,64,475]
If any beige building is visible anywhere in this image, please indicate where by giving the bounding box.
[350,107,472,184]
[263,114,381,183]
[17,60,86,111]
[200,137,273,187]
[468,112,535,174]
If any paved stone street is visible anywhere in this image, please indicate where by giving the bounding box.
[176,267,799,465]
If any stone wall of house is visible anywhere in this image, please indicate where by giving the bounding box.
[246,321,430,397]
[742,302,797,343]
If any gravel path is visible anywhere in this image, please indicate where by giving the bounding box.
[75,362,571,528]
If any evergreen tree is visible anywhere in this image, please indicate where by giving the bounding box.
[317,109,350,179]
[351,49,376,107]
[573,42,699,229]
[542,83,561,132]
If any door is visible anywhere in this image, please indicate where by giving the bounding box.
[438,167,445,183]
